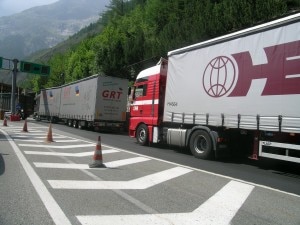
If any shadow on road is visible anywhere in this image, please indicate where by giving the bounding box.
[0,153,8,176]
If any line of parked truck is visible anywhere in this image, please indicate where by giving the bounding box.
[35,75,129,131]
[35,13,300,164]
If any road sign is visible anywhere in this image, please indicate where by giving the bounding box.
[20,61,50,75]
[0,57,15,70]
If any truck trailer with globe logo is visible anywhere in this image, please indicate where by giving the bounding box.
[129,13,300,163]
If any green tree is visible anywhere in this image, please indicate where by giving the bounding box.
[28,0,297,91]
[46,53,67,87]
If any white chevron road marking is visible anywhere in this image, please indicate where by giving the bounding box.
[11,135,67,139]
[24,149,119,156]
[48,167,192,190]
[18,144,95,148]
[76,180,254,225]
[11,132,48,136]
[34,157,150,169]
[14,139,81,143]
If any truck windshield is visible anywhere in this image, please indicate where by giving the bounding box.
[133,84,147,99]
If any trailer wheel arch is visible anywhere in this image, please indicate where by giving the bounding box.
[188,127,217,159]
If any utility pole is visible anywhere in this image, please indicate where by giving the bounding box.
[11,59,18,114]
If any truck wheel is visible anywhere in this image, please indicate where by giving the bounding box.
[68,120,72,127]
[73,120,78,128]
[50,117,57,123]
[78,121,84,130]
[136,124,148,146]
[189,130,213,159]
[94,126,100,132]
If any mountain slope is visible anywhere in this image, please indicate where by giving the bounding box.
[27,20,104,62]
[0,0,110,59]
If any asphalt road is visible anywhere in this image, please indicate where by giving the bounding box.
[0,119,299,225]
[46,120,300,196]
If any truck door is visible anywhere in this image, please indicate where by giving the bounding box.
[131,83,148,117]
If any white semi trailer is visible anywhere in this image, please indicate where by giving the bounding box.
[129,13,300,163]
[37,75,128,131]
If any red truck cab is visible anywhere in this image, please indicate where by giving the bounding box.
[129,59,167,145]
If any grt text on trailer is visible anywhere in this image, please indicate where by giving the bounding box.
[35,75,128,131]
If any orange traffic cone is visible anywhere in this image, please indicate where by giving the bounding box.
[22,119,28,132]
[89,136,106,168]
[3,117,7,126]
[45,123,54,142]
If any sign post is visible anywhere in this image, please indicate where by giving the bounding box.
[11,59,18,114]
[0,56,50,115]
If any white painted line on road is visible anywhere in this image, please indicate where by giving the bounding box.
[105,156,150,168]
[3,129,41,133]
[1,125,54,130]
[192,180,254,223]
[1,127,23,130]
[24,149,119,156]
[48,167,192,190]
[34,157,150,169]
[0,129,71,225]
[18,143,95,148]
[35,162,104,170]
[14,139,81,143]
[10,132,46,135]
[11,135,68,139]
[76,180,254,225]
[102,145,300,198]
[48,139,81,143]
[27,126,55,129]
[13,130,44,133]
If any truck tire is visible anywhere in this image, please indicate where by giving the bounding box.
[50,117,57,123]
[68,120,72,127]
[73,120,78,128]
[136,124,148,146]
[78,121,85,130]
[189,130,213,159]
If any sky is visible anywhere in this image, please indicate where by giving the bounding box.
[0,0,58,17]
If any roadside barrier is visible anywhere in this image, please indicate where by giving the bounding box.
[10,114,20,121]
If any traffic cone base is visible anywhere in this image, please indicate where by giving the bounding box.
[89,161,106,168]
[22,119,28,132]
[89,136,105,168]
[45,123,54,142]
[3,118,8,126]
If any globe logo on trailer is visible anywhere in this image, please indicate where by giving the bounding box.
[202,56,236,97]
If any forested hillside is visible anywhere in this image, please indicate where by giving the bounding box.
[28,0,300,92]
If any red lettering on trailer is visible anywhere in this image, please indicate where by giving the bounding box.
[229,40,300,96]
[102,90,122,99]
[203,41,300,97]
